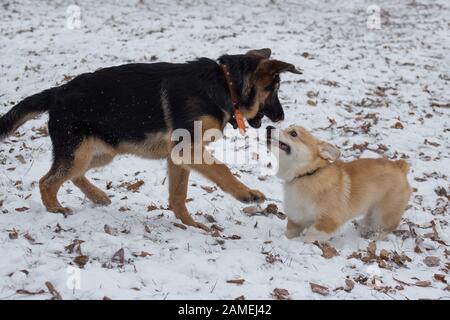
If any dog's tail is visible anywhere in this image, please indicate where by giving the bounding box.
[0,88,55,141]
[394,160,410,174]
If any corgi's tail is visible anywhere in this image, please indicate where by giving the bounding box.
[394,160,410,174]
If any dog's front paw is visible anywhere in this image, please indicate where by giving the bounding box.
[236,189,266,204]
[304,226,331,243]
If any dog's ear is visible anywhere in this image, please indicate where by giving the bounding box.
[318,142,341,161]
[258,60,303,76]
[246,48,272,59]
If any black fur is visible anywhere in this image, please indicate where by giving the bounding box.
[1,53,288,161]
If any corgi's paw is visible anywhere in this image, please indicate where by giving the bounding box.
[304,226,331,243]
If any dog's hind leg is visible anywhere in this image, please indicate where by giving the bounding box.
[71,153,114,206]
[373,187,411,234]
[40,136,93,216]
[167,158,209,231]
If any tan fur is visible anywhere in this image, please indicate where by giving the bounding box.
[39,115,265,229]
[271,125,412,242]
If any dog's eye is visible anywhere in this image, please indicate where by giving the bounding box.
[289,130,298,137]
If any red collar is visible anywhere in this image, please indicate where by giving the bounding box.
[220,64,246,135]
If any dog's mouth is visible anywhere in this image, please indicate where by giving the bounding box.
[247,111,264,128]
[267,138,291,154]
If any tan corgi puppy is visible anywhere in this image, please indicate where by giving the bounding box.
[266,125,412,243]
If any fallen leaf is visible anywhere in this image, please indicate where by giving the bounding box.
[423,256,440,267]
[104,224,118,236]
[226,279,245,285]
[367,241,377,257]
[15,155,26,164]
[45,281,62,300]
[9,229,18,240]
[15,207,29,212]
[132,251,152,258]
[225,235,241,240]
[263,203,278,215]
[344,279,355,292]
[242,205,261,216]
[201,185,216,193]
[147,203,158,211]
[392,121,404,129]
[65,239,84,254]
[434,274,446,283]
[415,280,431,287]
[379,249,390,260]
[272,288,290,300]
[126,180,144,192]
[204,214,216,223]
[173,223,187,230]
[73,255,89,268]
[310,282,330,296]
[16,289,46,295]
[112,248,125,265]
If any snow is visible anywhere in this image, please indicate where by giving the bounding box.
[1,0,449,300]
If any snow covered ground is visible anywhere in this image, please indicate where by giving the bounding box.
[0,0,449,300]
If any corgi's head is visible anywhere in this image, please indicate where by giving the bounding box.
[266,125,340,181]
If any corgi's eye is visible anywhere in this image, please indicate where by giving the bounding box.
[289,130,298,137]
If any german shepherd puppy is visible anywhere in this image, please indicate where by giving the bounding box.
[0,48,301,230]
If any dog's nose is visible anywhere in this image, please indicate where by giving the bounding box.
[266,125,276,137]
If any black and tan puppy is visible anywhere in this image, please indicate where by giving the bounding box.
[0,48,301,230]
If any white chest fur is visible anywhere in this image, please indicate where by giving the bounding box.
[283,182,318,228]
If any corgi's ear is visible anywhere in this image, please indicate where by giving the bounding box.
[318,142,340,161]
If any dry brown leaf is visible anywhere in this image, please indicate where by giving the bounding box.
[112,248,125,265]
[147,203,158,211]
[415,280,431,287]
[242,205,261,216]
[226,279,245,285]
[392,121,404,129]
[8,229,18,240]
[272,288,290,300]
[367,241,377,257]
[200,185,216,193]
[263,203,278,215]
[423,256,440,267]
[45,281,62,300]
[16,289,46,295]
[344,279,355,292]
[320,244,339,259]
[126,180,144,192]
[65,239,84,254]
[225,235,241,240]
[104,224,118,236]
[132,251,152,258]
[379,249,390,260]
[310,282,330,296]
[73,255,89,268]
[15,207,29,212]
[173,222,187,230]
[15,155,26,164]
[433,274,446,283]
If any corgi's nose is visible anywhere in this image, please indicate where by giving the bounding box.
[266,125,276,138]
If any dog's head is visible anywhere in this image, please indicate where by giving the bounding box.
[266,125,340,181]
[218,48,301,128]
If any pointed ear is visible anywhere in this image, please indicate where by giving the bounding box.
[318,142,340,161]
[246,48,272,59]
[259,60,303,75]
